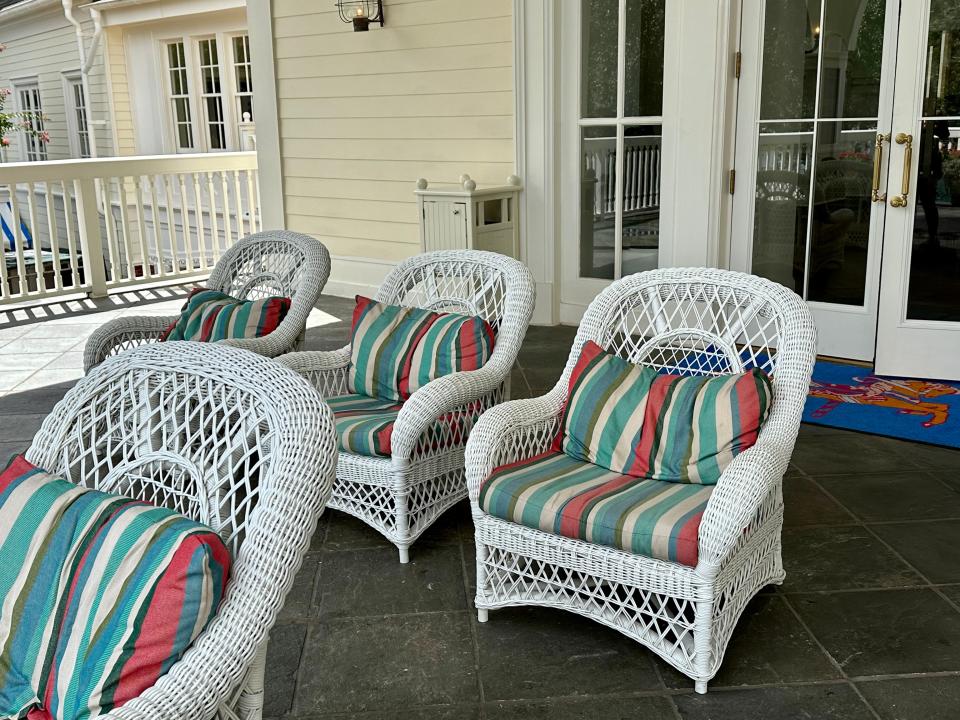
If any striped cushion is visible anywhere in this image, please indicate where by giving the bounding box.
[327,393,402,458]
[348,296,496,401]
[0,455,231,720]
[557,341,773,484]
[405,312,495,396]
[348,297,438,401]
[161,287,291,342]
[479,451,711,566]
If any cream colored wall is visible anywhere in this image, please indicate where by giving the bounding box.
[270,0,514,266]
[0,6,114,161]
[104,27,135,156]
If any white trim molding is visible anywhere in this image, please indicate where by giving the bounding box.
[247,0,284,230]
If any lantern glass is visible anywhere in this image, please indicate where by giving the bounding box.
[335,0,384,29]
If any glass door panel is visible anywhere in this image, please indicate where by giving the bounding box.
[734,0,896,360]
[562,0,667,310]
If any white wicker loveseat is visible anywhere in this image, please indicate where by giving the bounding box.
[84,230,331,372]
[280,250,535,563]
[24,343,338,719]
[465,267,816,693]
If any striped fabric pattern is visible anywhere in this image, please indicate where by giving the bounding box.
[0,455,231,720]
[348,297,438,401]
[479,451,712,566]
[405,312,495,396]
[327,394,402,458]
[161,288,291,342]
[348,296,496,402]
[558,341,773,485]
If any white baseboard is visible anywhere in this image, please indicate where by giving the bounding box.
[323,255,397,299]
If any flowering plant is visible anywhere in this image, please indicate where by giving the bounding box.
[0,42,50,156]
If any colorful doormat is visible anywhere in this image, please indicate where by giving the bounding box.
[804,359,960,449]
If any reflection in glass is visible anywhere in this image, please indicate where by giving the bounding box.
[819,0,886,118]
[580,126,617,279]
[759,0,819,120]
[807,122,876,305]
[905,2,960,321]
[624,0,666,117]
[581,0,619,118]
[752,122,813,294]
[621,125,661,275]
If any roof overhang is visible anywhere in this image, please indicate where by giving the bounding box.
[79,0,244,27]
[0,0,61,22]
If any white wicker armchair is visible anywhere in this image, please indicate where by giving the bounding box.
[83,230,331,372]
[279,250,535,563]
[25,343,338,720]
[465,268,816,694]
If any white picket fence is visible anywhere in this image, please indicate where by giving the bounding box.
[0,152,260,305]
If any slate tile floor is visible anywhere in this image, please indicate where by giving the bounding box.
[2,293,960,719]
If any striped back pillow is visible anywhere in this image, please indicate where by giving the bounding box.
[161,287,291,342]
[348,296,439,401]
[557,341,773,484]
[0,455,231,720]
[348,296,496,401]
[405,312,495,397]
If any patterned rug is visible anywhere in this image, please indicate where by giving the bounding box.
[804,359,960,449]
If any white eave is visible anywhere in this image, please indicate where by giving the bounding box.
[79,0,245,26]
[0,0,61,22]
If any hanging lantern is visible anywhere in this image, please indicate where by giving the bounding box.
[335,0,385,32]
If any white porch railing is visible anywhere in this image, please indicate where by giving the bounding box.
[583,135,662,219]
[0,152,260,305]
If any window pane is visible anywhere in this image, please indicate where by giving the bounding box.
[581,0,619,118]
[621,125,661,275]
[580,125,618,279]
[752,122,814,294]
[759,0,820,120]
[818,0,886,118]
[623,0,665,117]
[239,95,253,121]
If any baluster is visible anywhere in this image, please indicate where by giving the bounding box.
[9,185,28,297]
[99,178,121,287]
[115,177,133,281]
[162,174,180,276]
[245,169,257,236]
[251,169,261,232]
[220,170,234,249]
[191,172,207,271]
[176,173,194,274]
[61,181,80,290]
[0,184,10,299]
[206,172,222,261]
[232,170,244,240]
[45,181,63,292]
[74,177,108,297]
[132,175,152,279]
[147,175,166,277]
[25,182,43,293]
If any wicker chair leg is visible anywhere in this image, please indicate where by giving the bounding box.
[394,484,411,564]
[477,608,489,623]
[693,597,714,695]
[236,639,268,719]
[695,680,708,694]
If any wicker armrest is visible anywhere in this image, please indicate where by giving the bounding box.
[83,315,178,373]
[464,389,566,504]
[276,347,352,398]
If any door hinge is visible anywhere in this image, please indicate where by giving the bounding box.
[734,51,742,79]
[728,169,736,195]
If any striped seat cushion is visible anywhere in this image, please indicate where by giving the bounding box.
[161,287,291,342]
[557,341,773,484]
[327,393,403,458]
[0,455,231,720]
[479,451,711,566]
[348,296,496,402]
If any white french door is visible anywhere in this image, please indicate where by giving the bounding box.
[558,0,674,316]
[732,0,900,361]
[875,0,960,380]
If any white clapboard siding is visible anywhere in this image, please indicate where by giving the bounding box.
[104,26,135,156]
[0,7,113,161]
[271,0,514,262]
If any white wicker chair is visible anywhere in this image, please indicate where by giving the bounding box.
[83,230,331,372]
[465,267,817,694]
[25,342,338,720]
[279,250,535,563]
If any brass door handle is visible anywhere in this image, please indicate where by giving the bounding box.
[872,132,890,202]
[889,132,913,208]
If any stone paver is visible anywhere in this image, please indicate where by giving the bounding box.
[2,290,960,719]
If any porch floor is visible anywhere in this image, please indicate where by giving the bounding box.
[1,294,959,719]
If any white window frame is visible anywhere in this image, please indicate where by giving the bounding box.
[195,35,229,152]
[62,71,91,158]
[227,33,253,125]
[160,33,246,154]
[12,78,47,162]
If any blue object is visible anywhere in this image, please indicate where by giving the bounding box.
[0,200,33,251]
